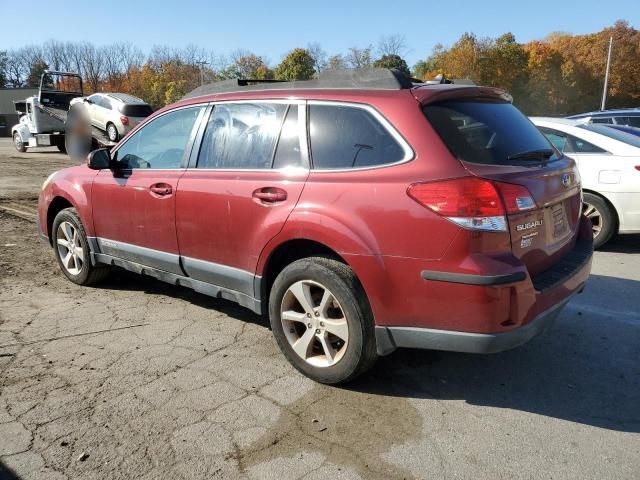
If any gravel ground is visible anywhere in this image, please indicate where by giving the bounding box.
[0,138,639,479]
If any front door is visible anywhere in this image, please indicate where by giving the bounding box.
[176,101,309,298]
[91,105,206,274]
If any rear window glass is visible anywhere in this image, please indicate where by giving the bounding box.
[120,104,154,117]
[579,124,640,148]
[423,100,560,165]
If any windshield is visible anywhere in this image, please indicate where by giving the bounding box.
[579,124,640,148]
[423,100,560,166]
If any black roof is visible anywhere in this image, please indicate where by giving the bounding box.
[183,68,415,99]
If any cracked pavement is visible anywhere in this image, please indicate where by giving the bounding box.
[0,139,639,479]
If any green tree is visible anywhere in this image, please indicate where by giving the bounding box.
[275,48,316,80]
[372,54,411,77]
[27,60,48,87]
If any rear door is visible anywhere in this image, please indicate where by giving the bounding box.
[423,99,582,276]
[175,101,309,296]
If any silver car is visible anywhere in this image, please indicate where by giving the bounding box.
[70,93,153,142]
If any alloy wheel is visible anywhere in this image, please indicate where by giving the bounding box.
[56,221,84,275]
[107,124,118,142]
[280,280,349,367]
[583,202,603,239]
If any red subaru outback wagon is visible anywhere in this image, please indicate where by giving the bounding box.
[38,69,593,384]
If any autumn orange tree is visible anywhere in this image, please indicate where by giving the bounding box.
[413,20,640,115]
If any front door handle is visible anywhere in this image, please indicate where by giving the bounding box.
[150,183,173,196]
[252,187,287,204]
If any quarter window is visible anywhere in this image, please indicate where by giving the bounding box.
[113,106,203,169]
[309,104,406,169]
[197,103,287,169]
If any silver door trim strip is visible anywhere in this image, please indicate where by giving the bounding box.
[91,237,262,312]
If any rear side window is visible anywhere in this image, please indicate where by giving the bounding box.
[591,117,613,124]
[120,104,153,117]
[580,123,640,148]
[626,117,640,128]
[423,100,560,165]
[197,102,287,169]
[309,104,406,169]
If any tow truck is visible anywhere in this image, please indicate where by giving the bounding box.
[11,71,116,158]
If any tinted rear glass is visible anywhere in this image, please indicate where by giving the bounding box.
[579,124,640,148]
[423,100,559,165]
[120,104,153,117]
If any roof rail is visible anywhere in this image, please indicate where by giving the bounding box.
[183,68,414,99]
[418,73,476,86]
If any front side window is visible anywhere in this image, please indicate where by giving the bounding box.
[114,106,203,169]
[197,102,287,169]
[309,104,406,169]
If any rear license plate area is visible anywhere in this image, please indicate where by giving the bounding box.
[545,203,570,244]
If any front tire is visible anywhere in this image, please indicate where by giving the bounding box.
[583,193,616,249]
[13,133,26,152]
[269,257,377,384]
[52,208,110,285]
[106,122,119,142]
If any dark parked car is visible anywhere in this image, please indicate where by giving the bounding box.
[567,108,640,127]
[37,69,593,384]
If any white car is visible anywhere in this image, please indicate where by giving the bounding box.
[69,93,153,142]
[531,117,640,247]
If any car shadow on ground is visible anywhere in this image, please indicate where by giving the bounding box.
[94,268,639,434]
[0,461,20,480]
[94,268,269,329]
[352,272,640,434]
[599,233,640,253]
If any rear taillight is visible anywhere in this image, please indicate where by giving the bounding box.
[407,177,536,232]
[635,166,640,172]
[494,182,536,214]
[120,115,129,126]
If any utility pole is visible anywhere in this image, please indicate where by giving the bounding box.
[196,61,208,86]
[600,36,613,111]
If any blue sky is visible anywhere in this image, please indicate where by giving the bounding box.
[1,0,638,66]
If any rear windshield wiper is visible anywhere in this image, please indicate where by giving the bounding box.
[506,148,555,162]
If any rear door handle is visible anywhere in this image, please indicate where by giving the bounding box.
[252,187,287,204]
[150,183,173,196]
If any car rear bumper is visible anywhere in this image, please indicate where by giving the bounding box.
[371,218,593,356]
[375,286,580,355]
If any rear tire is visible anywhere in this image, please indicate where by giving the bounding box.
[106,122,119,142]
[13,133,26,153]
[52,208,110,285]
[269,257,378,384]
[57,142,67,154]
[583,192,615,249]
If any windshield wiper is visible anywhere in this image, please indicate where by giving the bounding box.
[507,148,554,162]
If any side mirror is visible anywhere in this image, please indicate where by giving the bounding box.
[83,98,92,104]
[87,148,111,170]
